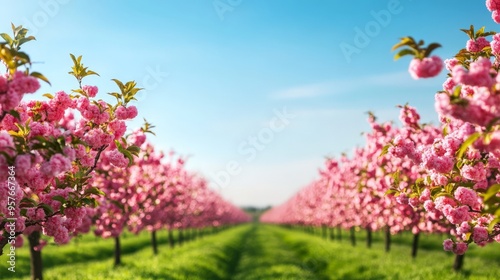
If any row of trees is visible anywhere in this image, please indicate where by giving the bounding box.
[261,1,500,271]
[0,24,249,280]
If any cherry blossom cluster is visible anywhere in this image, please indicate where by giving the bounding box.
[91,139,250,240]
[263,2,500,256]
[0,26,144,255]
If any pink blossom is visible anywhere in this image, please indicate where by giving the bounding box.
[14,236,24,248]
[409,197,420,208]
[15,154,32,175]
[396,193,409,205]
[434,196,457,211]
[389,135,415,158]
[41,154,72,177]
[487,0,500,23]
[408,56,444,79]
[443,239,454,251]
[76,97,90,111]
[453,242,468,255]
[0,131,14,150]
[107,149,129,168]
[53,226,70,244]
[473,180,488,190]
[115,106,128,120]
[452,57,494,88]
[466,37,490,52]
[472,226,489,245]
[423,200,436,212]
[444,58,459,71]
[443,205,471,224]
[398,105,420,128]
[460,162,487,182]
[127,105,138,119]
[129,129,146,146]
[0,75,7,92]
[442,77,456,92]
[419,188,431,202]
[82,85,98,97]
[487,0,500,11]
[494,10,500,24]
[421,151,454,174]
[491,34,500,55]
[83,128,112,148]
[108,120,127,139]
[456,222,471,237]
[454,187,480,209]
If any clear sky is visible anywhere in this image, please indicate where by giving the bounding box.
[1,0,494,207]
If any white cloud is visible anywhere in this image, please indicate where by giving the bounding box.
[270,71,441,100]
[271,82,337,99]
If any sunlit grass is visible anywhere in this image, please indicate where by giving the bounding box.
[3,224,499,279]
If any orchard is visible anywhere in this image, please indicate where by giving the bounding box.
[1,1,500,280]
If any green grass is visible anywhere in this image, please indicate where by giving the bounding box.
[3,226,250,280]
[275,225,500,280]
[2,224,499,279]
[231,225,319,280]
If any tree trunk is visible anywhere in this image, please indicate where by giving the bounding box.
[322,225,327,239]
[350,227,356,246]
[385,227,391,252]
[411,233,419,258]
[329,227,335,241]
[168,229,175,248]
[178,229,184,246]
[337,226,342,241]
[453,254,465,271]
[28,231,43,280]
[366,227,372,248]
[114,236,121,267]
[151,230,158,255]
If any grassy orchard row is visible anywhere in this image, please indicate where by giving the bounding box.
[261,1,500,272]
[0,24,250,280]
[7,224,499,279]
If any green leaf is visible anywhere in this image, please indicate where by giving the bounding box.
[379,144,391,158]
[484,184,500,203]
[423,43,442,57]
[488,217,500,231]
[30,72,51,85]
[394,49,416,61]
[52,195,66,204]
[475,26,485,38]
[127,145,141,155]
[19,197,37,208]
[38,203,54,215]
[391,36,416,51]
[43,93,54,99]
[0,33,13,45]
[18,35,36,46]
[84,187,105,196]
[8,109,21,121]
[385,188,399,196]
[456,132,480,159]
[82,198,99,208]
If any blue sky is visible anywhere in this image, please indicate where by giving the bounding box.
[1,0,494,207]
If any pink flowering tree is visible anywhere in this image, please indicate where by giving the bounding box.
[387,5,500,269]
[392,36,443,79]
[0,25,142,279]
